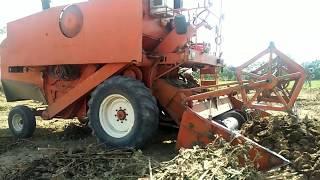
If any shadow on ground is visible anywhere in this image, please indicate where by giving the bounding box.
[0,122,179,179]
[0,122,179,159]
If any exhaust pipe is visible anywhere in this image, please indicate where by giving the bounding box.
[41,0,51,10]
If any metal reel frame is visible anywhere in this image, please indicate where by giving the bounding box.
[236,42,306,111]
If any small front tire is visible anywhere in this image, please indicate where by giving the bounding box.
[8,105,36,138]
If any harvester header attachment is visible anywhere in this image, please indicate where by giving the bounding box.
[174,43,305,171]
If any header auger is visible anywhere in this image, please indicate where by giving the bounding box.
[0,0,305,171]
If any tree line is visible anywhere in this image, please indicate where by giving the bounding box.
[302,60,320,80]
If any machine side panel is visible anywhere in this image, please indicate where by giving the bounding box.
[3,0,142,66]
[2,79,47,103]
[0,61,46,103]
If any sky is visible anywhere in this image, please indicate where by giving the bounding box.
[0,0,319,66]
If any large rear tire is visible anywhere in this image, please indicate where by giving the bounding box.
[88,76,159,149]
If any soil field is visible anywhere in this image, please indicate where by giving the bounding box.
[0,88,319,180]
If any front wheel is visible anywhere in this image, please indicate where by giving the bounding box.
[88,76,159,149]
[8,105,36,138]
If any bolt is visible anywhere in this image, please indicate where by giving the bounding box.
[189,123,194,129]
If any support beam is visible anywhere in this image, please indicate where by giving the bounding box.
[42,63,126,119]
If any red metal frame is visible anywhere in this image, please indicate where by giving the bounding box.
[171,43,306,113]
[153,44,305,171]
[236,43,306,111]
[42,64,127,119]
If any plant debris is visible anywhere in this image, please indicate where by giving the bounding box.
[0,138,36,155]
[1,137,266,180]
[59,123,92,140]
[153,138,264,180]
[3,147,150,180]
[242,115,320,180]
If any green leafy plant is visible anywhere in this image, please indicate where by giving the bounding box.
[0,26,6,35]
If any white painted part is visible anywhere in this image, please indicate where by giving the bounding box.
[192,97,233,119]
[222,117,240,130]
[188,50,222,66]
[99,94,135,138]
[150,0,174,16]
[12,114,23,132]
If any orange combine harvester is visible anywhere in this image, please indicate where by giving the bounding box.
[0,0,305,171]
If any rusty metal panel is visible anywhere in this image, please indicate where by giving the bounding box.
[3,0,142,66]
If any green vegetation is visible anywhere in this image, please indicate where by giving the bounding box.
[302,60,320,80]
[219,66,236,81]
[303,80,320,89]
[0,26,6,35]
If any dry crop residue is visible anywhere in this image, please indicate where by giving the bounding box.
[2,137,264,180]
[242,115,320,180]
[153,138,264,180]
[4,148,150,180]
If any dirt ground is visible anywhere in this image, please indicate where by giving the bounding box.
[0,88,319,179]
[0,92,178,179]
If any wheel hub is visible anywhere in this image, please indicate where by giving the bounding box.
[99,94,135,138]
[12,114,23,132]
[116,108,128,122]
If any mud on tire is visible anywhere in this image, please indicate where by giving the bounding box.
[88,76,159,149]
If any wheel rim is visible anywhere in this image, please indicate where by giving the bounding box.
[12,114,23,132]
[99,94,135,138]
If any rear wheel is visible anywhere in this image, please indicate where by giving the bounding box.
[88,76,159,149]
[8,105,36,138]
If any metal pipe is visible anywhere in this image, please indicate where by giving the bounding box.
[41,0,51,10]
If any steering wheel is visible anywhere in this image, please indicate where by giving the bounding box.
[193,9,210,28]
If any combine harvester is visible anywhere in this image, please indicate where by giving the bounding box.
[0,0,305,171]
